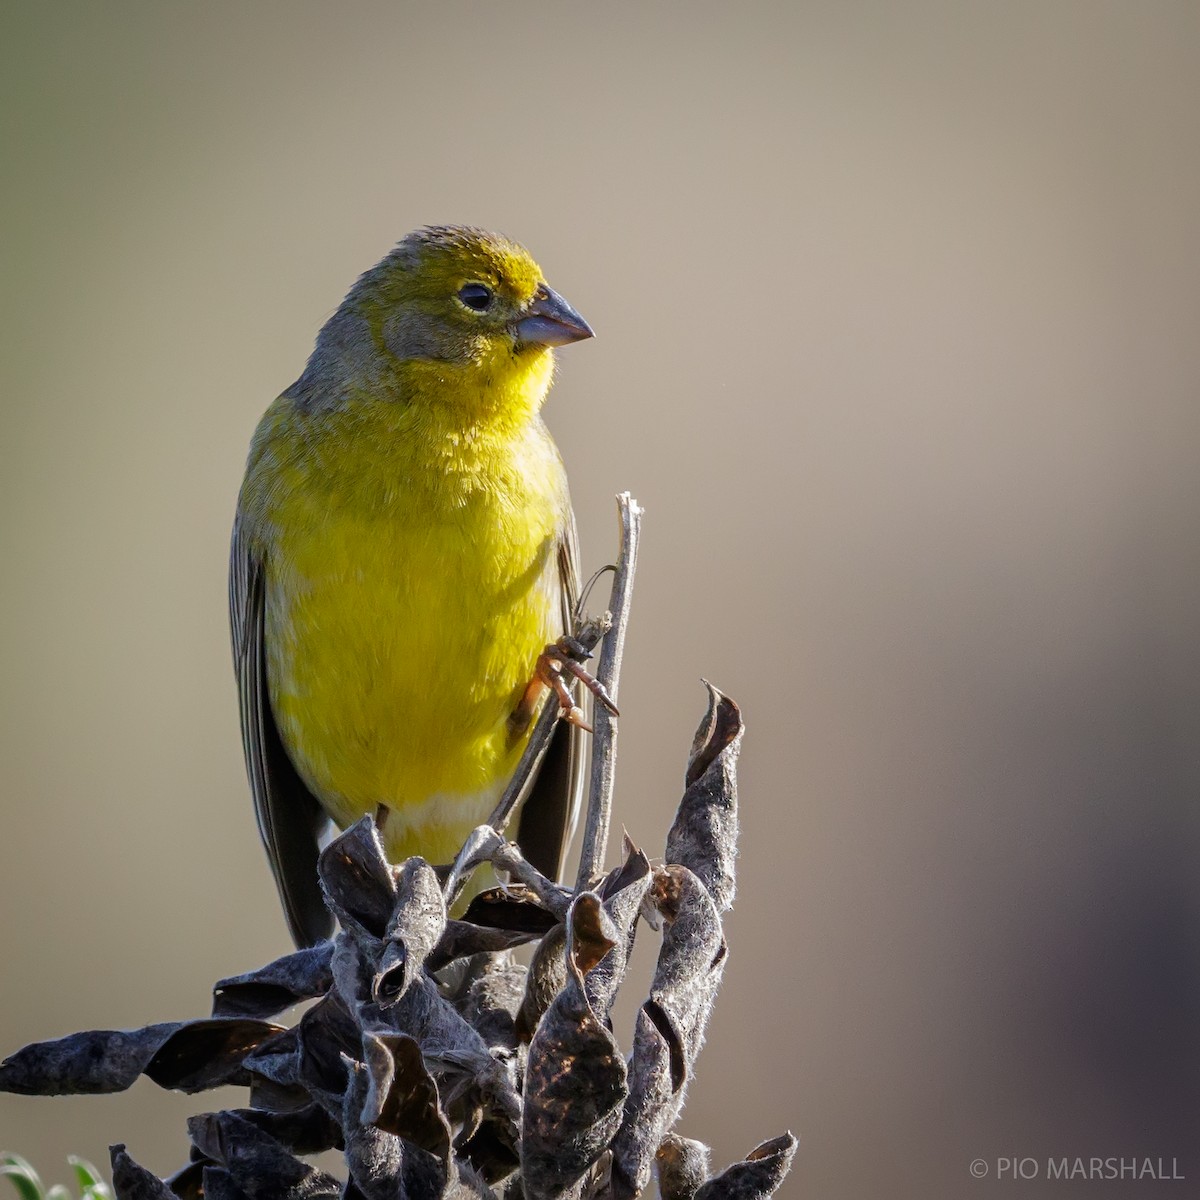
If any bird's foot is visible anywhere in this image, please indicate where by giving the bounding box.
[509,634,619,737]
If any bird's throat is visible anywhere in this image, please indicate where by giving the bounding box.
[396,344,556,431]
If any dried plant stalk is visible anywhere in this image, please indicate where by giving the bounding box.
[575,492,643,890]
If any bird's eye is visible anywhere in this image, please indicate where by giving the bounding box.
[458,283,493,312]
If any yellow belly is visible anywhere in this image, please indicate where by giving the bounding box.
[252,402,569,865]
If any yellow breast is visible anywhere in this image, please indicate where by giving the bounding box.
[241,384,570,865]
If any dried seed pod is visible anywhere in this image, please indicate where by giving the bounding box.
[242,1022,300,1079]
[162,1159,206,1200]
[458,886,560,937]
[359,1034,452,1157]
[342,1049,449,1200]
[665,684,742,914]
[0,664,795,1200]
[296,993,359,1115]
[655,1135,712,1200]
[585,842,652,1016]
[521,895,628,1200]
[186,1109,341,1199]
[451,952,526,1052]
[0,1018,283,1096]
[213,943,334,1019]
[428,920,537,974]
[611,866,727,1199]
[515,923,568,1044]
[199,1167,249,1200]
[193,1104,343,1157]
[694,1134,798,1200]
[109,1145,177,1200]
[318,817,397,940]
[379,859,449,995]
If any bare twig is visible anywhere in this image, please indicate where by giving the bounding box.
[488,836,574,921]
[487,614,610,838]
[575,492,643,890]
[442,825,573,919]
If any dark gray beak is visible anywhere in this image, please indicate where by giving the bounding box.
[514,285,594,348]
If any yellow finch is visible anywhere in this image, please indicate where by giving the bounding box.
[230,226,594,946]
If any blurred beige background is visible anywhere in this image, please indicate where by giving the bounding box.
[3,3,1199,1197]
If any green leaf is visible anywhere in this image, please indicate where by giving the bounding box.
[66,1160,110,1200]
[0,1155,45,1200]
[42,1187,70,1200]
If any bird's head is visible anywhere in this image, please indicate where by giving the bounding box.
[296,226,593,419]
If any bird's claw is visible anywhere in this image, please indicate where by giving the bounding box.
[509,634,618,739]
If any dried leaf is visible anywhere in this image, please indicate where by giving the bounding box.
[213,944,334,1019]
[187,1110,340,1199]
[145,1020,288,1093]
[585,844,651,1016]
[342,1054,448,1200]
[611,867,727,1198]
[318,818,397,939]
[162,1159,206,1200]
[665,685,742,913]
[375,860,447,1003]
[459,887,559,936]
[515,923,568,1044]
[109,1146,175,1200]
[297,993,360,1112]
[694,1134,797,1200]
[0,1019,282,1097]
[199,1168,249,1200]
[451,952,526,1052]
[521,895,628,1200]
[655,1135,711,1200]
[361,1034,452,1158]
[427,920,536,974]
[201,1104,343,1156]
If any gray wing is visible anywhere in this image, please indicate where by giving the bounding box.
[230,513,334,947]
[515,508,587,882]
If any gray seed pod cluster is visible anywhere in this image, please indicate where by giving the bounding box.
[1,687,794,1200]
